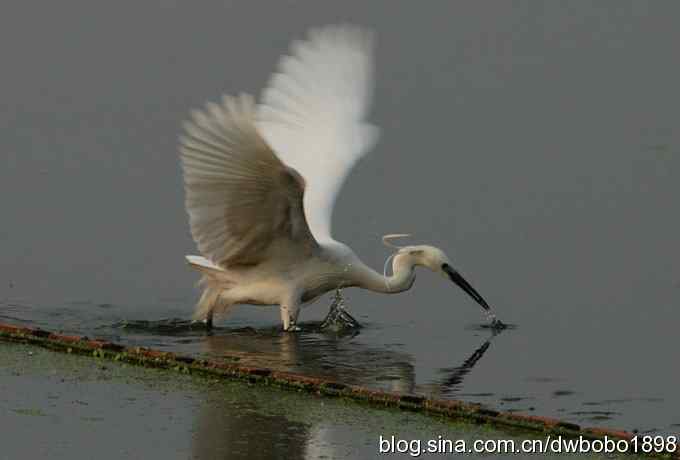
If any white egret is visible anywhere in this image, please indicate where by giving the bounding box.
[180,25,502,331]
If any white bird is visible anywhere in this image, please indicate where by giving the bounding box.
[180,25,501,332]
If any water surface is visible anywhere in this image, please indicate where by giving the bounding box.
[1,0,679,436]
[0,342,652,460]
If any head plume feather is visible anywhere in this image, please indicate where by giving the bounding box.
[382,233,413,249]
[382,233,414,290]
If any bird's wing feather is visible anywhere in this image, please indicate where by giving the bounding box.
[180,94,318,268]
[257,25,379,243]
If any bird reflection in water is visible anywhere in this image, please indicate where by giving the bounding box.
[191,326,503,459]
[200,324,502,396]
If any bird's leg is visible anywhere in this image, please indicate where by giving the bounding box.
[192,287,218,331]
[204,311,214,330]
[320,289,361,330]
[320,291,342,329]
[281,303,301,332]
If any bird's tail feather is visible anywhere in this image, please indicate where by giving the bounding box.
[185,256,236,321]
[186,255,224,275]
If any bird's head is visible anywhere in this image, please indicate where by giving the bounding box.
[392,244,492,313]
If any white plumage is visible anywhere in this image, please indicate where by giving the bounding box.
[258,25,379,242]
[180,25,500,331]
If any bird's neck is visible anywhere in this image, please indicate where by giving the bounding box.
[354,256,416,294]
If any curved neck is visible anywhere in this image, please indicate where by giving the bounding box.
[353,255,416,294]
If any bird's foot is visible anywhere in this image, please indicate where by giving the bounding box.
[320,289,361,330]
[284,323,302,333]
[190,317,213,331]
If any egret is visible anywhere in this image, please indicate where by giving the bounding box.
[180,25,503,332]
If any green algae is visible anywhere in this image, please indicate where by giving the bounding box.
[0,342,655,460]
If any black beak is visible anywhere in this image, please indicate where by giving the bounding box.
[442,263,491,311]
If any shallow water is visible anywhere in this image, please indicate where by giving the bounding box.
[3,299,678,435]
[3,342,650,460]
[1,0,679,438]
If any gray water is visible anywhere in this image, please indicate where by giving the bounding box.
[2,342,650,460]
[1,0,679,436]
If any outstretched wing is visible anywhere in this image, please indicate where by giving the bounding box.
[180,94,318,268]
[257,25,380,243]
